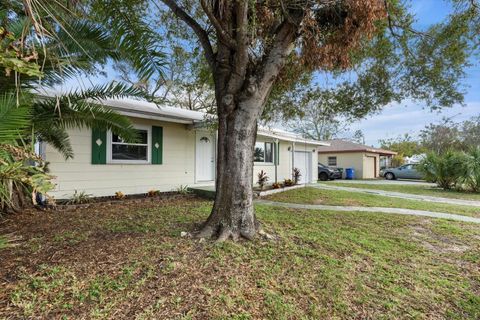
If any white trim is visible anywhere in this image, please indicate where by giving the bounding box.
[254,141,275,165]
[106,124,152,164]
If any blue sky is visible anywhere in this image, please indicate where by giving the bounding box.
[354,0,479,146]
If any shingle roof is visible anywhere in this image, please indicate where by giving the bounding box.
[317,139,397,155]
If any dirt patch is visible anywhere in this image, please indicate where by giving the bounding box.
[410,223,470,254]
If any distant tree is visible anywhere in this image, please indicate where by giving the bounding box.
[349,130,366,145]
[379,134,426,157]
[460,116,480,149]
[280,88,350,140]
[420,118,463,153]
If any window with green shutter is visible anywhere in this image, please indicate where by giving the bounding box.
[91,129,107,164]
[151,126,163,164]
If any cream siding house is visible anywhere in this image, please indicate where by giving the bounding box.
[43,98,326,199]
[318,140,397,179]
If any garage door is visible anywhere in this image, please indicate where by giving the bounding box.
[364,156,376,179]
[294,151,312,184]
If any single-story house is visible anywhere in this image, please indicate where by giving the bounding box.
[41,98,327,199]
[317,139,397,179]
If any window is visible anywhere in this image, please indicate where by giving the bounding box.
[108,126,150,163]
[254,142,274,163]
[328,156,337,166]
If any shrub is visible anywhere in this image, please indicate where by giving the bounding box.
[0,144,54,214]
[461,148,480,192]
[66,190,92,205]
[293,168,302,184]
[257,170,269,190]
[418,151,465,190]
[115,191,125,199]
[283,179,294,187]
[147,189,160,197]
[272,182,282,189]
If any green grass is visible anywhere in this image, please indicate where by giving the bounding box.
[265,187,480,218]
[1,198,480,319]
[327,182,480,201]
[0,236,7,250]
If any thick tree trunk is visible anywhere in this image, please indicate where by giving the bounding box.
[197,96,263,241]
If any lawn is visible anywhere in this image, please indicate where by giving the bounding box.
[265,187,480,218]
[1,196,480,319]
[327,181,480,201]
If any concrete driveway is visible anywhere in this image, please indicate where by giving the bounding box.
[330,179,436,186]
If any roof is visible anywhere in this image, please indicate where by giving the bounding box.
[99,98,207,123]
[38,92,328,146]
[317,139,397,156]
[257,127,329,146]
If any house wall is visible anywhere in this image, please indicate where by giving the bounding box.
[46,118,320,199]
[253,138,318,185]
[46,117,196,199]
[318,152,379,179]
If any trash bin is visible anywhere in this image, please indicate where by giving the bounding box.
[345,168,355,180]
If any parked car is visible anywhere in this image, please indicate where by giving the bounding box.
[381,163,423,180]
[318,163,342,181]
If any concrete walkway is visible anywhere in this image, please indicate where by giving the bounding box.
[312,183,480,207]
[256,200,480,224]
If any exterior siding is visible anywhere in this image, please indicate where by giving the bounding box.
[46,118,321,199]
[46,117,196,199]
[253,139,318,185]
[318,152,380,179]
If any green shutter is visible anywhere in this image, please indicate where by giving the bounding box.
[151,126,163,164]
[91,129,107,164]
[275,141,280,165]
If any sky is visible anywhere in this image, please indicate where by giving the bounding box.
[60,0,479,147]
[352,0,480,146]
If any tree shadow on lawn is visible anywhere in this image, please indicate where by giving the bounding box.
[0,197,479,319]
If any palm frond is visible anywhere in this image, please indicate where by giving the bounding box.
[32,82,147,158]
[35,125,74,159]
[0,92,32,143]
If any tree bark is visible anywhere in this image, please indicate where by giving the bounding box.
[197,95,263,241]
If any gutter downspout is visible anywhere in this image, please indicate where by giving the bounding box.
[274,139,279,183]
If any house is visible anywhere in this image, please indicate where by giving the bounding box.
[41,98,327,199]
[317,139,397,179]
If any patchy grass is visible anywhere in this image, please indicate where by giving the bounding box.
[328,182,480,201]
[1,197,480,319]
[265,187,480,217]
[0,236,7,250]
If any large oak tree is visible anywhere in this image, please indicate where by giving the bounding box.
[93,0,479,241]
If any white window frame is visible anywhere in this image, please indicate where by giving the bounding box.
[107,124,151,164]
[254,141,275,165]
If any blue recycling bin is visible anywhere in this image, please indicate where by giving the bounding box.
[345,168,355,180]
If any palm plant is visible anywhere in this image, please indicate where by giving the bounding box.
[0,0,166,212]
[418,151,466,190]
[460,148,480,192]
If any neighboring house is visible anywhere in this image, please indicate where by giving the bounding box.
[42,98,327,199]
[317,140,397,179]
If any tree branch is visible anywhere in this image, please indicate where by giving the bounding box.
[200,0,237,49]
[159,0,215,68]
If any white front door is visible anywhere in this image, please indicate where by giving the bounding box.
[196,132,215,182]
[294,151,312,184]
